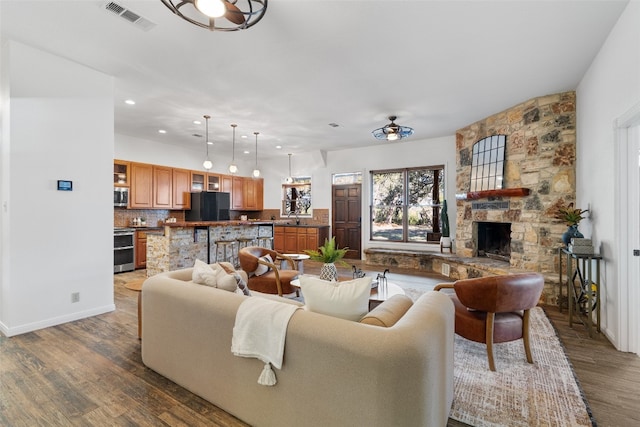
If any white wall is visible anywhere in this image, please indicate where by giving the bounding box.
[0,41,115,336]
[576,1,640,348]
[257,136,457,252]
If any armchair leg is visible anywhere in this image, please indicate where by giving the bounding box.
[523,309,534,364]
[486,312,496,371]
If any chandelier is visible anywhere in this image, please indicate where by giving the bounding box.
[372,115,414,141]
[161,0,267,32]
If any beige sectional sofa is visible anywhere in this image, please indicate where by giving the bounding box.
[141,267,455,427]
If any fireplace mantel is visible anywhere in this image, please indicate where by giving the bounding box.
[455,187,530,200]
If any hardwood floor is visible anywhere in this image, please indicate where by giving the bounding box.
[1,261,638,426]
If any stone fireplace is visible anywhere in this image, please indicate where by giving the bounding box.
[475,221,511,261]
[454,91,577,288]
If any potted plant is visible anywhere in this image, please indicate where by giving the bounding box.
[554,202,588,245]
[440,200,452,252]
[304,237,348,281]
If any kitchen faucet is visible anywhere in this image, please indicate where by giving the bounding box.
[288,209,301,225]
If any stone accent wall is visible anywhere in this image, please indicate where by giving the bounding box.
[146,224,274,276]
[455,91,577,291]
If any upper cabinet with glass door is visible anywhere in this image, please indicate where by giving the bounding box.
[114,160,129,187]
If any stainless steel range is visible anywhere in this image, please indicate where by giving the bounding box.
[114,227,135,273]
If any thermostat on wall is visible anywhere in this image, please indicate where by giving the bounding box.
[57,180,73,191]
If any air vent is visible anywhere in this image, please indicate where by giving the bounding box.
[101,1,156,31]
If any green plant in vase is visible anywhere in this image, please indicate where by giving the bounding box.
[304,237,348,281]
[440,200,452,250]
[554,202,588,245]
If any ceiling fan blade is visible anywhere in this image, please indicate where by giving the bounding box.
[224,1,246,25]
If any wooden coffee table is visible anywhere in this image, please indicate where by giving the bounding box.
[290,277,405,310]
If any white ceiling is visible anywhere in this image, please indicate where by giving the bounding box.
[1,0,629,160]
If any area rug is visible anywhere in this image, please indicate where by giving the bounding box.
[450,307,595,427]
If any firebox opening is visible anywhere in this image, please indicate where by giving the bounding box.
[475,221,511,262]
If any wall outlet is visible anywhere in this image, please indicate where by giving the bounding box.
[441,263,450,277]
[71,292,80,303]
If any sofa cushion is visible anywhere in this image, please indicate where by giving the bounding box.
[298,275,372,321]
[254,254,273,276]
[192,259,238,292]
[359,294,414,327]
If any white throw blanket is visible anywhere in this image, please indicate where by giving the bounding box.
[231,297,300,386]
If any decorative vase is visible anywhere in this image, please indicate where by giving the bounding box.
[320,263,338,281]
[562,224,584,246]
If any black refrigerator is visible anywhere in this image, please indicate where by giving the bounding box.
[186,192,231,221]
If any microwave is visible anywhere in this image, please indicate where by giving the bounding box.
[114,187,129,207]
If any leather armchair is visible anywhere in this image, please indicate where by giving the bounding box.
[238,246,299,296]
[435,273,544,371]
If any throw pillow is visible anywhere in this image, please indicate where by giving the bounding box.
[213,265,239,292]
[192,259,218,287]
[254,254,273,276]
[234,272,251,296]
[298,275,372,321]
[192,260,238,292]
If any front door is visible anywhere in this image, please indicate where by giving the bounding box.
[332,184,361,259]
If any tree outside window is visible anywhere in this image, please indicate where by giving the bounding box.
[371,167,444,242]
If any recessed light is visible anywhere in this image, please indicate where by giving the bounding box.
[208,141,213,145]
[243,150,250,154]
[241,135,248,139]
[125,99,136,105]
[276,145,282,149]
[158,129,167,134]
[193,120,201,125]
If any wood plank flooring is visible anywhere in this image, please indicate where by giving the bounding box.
[1,261,638,426]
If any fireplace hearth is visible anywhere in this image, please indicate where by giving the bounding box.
[475,222,511,262]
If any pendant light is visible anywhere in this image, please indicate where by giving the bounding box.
[285,153,293,184]
[228,124,238,174]
[203,115,213,170]
[252,132,261,178]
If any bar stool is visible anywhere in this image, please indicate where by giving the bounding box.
[257,236,274,250]
[214,239,237,265]
[237,237,256,251]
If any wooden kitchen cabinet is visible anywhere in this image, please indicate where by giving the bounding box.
[172,168,191,209]
[129,162,153,209]
[231,176,264,211]
[191,172,206,192]
[243,177,263,210]
[274,226,329,254]
[207,174,221,191]
[220,174,233,193]
[135,230,148,269]
[231,176,244,210]
[153,165,173,209]
[274,226,285,252]
[114,160,130,187]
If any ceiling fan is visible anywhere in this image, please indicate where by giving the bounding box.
[161,0,267,31]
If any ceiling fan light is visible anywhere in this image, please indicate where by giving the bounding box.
[195,0,226,18]
[372,115,414,141]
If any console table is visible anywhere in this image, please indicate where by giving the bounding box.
[558,248,602,337]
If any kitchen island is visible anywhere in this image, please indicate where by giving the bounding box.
[146,221,275,276]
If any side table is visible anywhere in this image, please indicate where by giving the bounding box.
[280,254,310,273]
[125,280,144,339]
[559,248,602,338]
